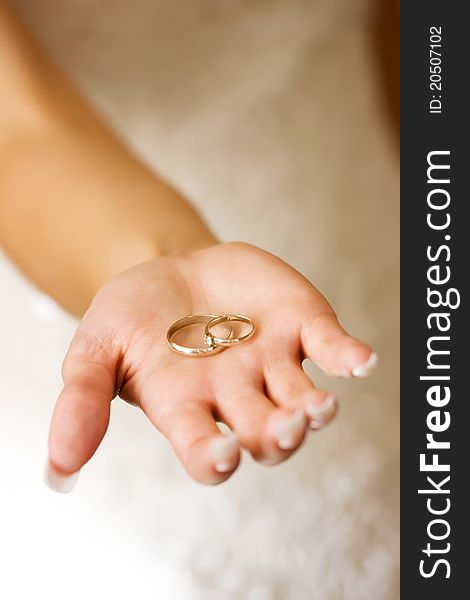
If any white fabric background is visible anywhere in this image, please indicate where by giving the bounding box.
[0,1,399,598]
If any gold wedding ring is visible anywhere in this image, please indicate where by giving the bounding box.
[167,313,255,357]
[204,314,255,347]
[167,314,232,357]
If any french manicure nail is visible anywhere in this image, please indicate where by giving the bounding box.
[352,352,378,378]
[306,394,337,429]
[215,462,234,473]
[211,432,238,472]
[275,409,305,450]
[45,460,80,493]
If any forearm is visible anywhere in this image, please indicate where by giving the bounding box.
[0,3,216,316]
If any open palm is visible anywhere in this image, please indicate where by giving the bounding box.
[47,242,375,489]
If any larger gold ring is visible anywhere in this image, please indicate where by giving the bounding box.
[167,314,232,357]
[205,314,255,347]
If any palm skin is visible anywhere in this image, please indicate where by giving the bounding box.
[48,242,374,486]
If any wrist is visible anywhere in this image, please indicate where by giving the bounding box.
[88,220,218,299]
[158,217,219,256]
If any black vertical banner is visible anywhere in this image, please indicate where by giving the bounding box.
[401,2,468,598]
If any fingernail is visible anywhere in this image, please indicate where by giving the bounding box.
[352,352,378,378]
[211,432,238,473]
[275,409,305,450]
[214,462,234,473]
[306,394,337,429]
[44,459,80,493]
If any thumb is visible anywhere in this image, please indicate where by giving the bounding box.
[45,344,117,493]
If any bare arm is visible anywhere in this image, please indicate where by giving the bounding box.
[0,2,216,315]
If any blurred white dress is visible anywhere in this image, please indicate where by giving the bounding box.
[0,1,399,599]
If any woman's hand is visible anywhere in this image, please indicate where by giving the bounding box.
[46,242,377,490]
[0,5,376,491]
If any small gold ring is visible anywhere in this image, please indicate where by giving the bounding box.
[205,314,255,347]
[167,314,232,357]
